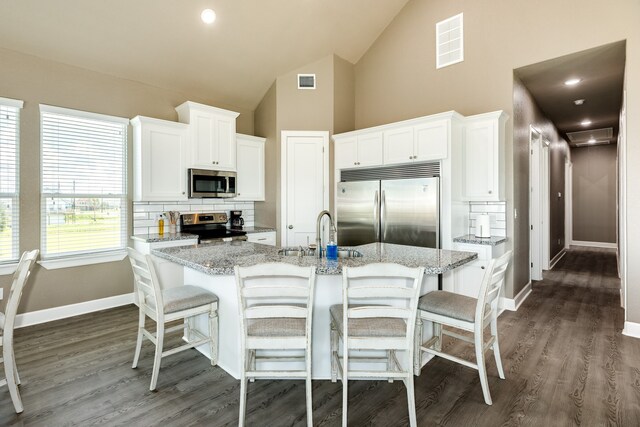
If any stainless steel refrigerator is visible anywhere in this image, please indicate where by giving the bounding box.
[336,177,439,248]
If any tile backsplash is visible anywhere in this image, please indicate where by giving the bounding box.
[133,199,255,235]
[468,202,506,237]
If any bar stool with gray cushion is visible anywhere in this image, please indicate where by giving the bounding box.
[234,263,317,427]
[127,248,219,391]
[330,263,425,427]
[1,249,38,413]
[414,251,512,405]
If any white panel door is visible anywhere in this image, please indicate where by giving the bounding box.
[356,132,383,167]
[415,120,448,161]
[335,136,358,169]
[190,111,215,168]
[215,115,236,170]
[462,120,495,200]
[383,127,414,165]
[282,131,329,247]
[235,135,265,201]
[141,122,188,201]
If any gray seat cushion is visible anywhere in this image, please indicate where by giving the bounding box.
[418,291,478,323]
[246,317,306,337]
[161,285,218,314]
[329,304,406,337]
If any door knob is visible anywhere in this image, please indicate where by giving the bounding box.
[288,225,294,229]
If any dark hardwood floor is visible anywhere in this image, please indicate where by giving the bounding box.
[2,247,639,426]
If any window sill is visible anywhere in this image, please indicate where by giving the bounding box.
[38,251,127,270]
[0,262,19,276]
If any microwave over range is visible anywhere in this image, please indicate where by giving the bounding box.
[188,168,236,198]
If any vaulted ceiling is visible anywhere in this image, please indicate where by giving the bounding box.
[0,0,409,111]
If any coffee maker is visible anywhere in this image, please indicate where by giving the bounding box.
[230,210,244,229]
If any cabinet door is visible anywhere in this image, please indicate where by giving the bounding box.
[247,232,276,246]
[383,127,414,165]
[190,110,216,168]
[214,115,237,170]
[236,136,265,201]
[356,132,383,167]
[414,120,448,161]
[462,120,498,200]
[140,123,188,201]
[335,136,359,169]
[454,259,488,298]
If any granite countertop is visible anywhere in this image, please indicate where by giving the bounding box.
[237,226,277,234]
[131,233,198,243]
[453,234,507,246]
[152,241,477,276]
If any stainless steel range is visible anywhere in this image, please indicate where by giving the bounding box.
[180,212,247,243]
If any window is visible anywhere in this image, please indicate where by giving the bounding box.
[40,105,128,260]
[0,97,22,264]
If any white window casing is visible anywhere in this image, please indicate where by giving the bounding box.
[39,104,128,265]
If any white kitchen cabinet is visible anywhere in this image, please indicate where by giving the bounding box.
[246,231,276,246]
[175,101,240,171]
[235,134,265,201]
[451,241,506,298]
[383,120,449,165]
[131,116,189,202]
[461,111,508,201]
[334,132,383,169]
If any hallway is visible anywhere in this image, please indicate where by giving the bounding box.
[1,248,639,426]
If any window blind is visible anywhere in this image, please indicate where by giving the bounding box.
[40,105,128,259]
[0,98,22,263]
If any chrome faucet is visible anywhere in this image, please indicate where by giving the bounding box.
[315,210,336,258]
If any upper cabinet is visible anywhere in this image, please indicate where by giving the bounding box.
[461,111,508,201]
[383,120,449,165]
[175,101,240,171]
[235,133,266,201]
[334,132,383,169]
[131,116,189,201]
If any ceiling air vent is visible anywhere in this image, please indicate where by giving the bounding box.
[436,13,464,69]
[298,74,316,90]
[567,127,613,145]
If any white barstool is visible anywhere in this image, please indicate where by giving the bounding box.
[414,250,512,405]
[127,248,219,390]
[234,263,316,427]
[330,263,425,427]
[1,249,39,413]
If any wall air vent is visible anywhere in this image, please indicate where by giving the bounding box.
[436,13,464,69]
[298,74,316,90]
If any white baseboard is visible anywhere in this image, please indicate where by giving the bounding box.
[622,321,640,339]
[15,293,134,328]
[549,250,566,269]
[500,281,532,312]
[571,240,617,249]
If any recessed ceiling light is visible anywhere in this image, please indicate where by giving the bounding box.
[588,138,596,143]
[581,119,592,126]
[574,99,585,105]
[201,9,216,24]
[565,78,581,86]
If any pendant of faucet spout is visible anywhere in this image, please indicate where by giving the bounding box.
[315,210,336,258]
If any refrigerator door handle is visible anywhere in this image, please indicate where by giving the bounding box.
[380,189,386,241]
[374,190,380,241]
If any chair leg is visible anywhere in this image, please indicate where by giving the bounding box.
[149,322,164,391]
[306,355,313,427]
[405,373,417,427]
[387,350,394,383]
[475,331,492,405]
[4,344,23,413]
[433,321,443,352]
[12,348,20,385]
[132,309,145,369]
[342,347,348,427]
[330,320,338,382]
[209,308,219,366]
[239,360,248,427]
[413,316,423,376]
[491,318,505,379]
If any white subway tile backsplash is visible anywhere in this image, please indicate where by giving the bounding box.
[468,201,506,236]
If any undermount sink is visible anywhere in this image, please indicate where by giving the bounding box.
[277,247,363,258]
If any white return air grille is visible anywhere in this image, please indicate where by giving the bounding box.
[341,162,440,182]
[436,13,464,69]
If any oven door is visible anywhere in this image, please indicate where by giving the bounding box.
[188,169,237,198]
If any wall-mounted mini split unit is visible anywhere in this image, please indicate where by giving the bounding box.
[298,74,316,90]
[436,13,464,69]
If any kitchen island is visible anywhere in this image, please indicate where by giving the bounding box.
[152,241,477,379]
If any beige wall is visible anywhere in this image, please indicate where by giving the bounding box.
[352,0,640,314]
[254,82,278,230]
[571,144,617,243]
[0,48,253,313]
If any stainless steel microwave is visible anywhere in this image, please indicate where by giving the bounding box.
[188,168,236,198]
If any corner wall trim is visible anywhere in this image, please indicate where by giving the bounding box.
[549,249,566,270]
[500,281,532,312]
[15,293,134,329]
[571,240,617,249]
[622,321,640,339]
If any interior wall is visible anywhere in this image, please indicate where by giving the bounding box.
[571,144,618,243]
[253,82,277,230]
[0,47,253,313]
[353,0,639,305]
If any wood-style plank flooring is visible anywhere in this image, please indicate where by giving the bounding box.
[2,247,639,426]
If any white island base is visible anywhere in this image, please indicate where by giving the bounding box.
[183,267,438,380]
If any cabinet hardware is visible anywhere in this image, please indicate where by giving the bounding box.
[288,225,293,229]
[182,191,185,195]
[488,190,492,194]
[481,266,485,269]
